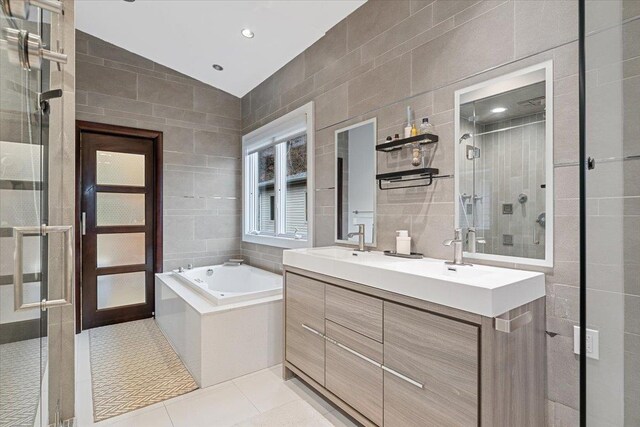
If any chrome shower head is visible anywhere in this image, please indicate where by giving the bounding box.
[459,133,472,143]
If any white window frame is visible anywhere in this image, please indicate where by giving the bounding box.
[242,102,314,249]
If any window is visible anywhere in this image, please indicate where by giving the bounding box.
[242,102,314,248]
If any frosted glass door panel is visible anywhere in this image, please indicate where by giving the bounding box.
[0,141,42,181]
[0,190,42,227]
[97,271,146,309]
[96,193,145,226]
[96,151,145,187]
[97,233,146,268]
[0,236,41,275]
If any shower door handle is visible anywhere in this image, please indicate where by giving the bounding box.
[14,224,73,311]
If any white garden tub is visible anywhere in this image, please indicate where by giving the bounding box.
[172,264,282,305]
[155,264,282,388]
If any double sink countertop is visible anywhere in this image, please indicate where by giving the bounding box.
[283,246,545,318]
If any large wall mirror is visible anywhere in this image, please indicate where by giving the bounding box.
[454,61,553,267]
[335,118,376,246]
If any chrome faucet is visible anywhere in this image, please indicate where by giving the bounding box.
[348,224,366,252]
[466,227,486,253]
[443,228,470,266]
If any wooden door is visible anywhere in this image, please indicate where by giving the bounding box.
[77,122,162,330]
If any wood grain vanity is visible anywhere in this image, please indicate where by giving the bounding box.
[282,265,546,427]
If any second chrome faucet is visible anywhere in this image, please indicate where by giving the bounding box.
[443,228,472,266]
[348,224,366,252]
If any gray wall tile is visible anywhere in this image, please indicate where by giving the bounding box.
[76,30,242,272]
[346,0,411,52]
[239,0,584,413]
[76,61,137,99]
[138,75,194,109]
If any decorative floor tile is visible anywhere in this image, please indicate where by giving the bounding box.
[89,319,197,422]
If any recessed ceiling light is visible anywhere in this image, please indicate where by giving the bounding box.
[123,0,135,2]
[491,107,507,113]
[212,64,223,71]
[241,28,255,38]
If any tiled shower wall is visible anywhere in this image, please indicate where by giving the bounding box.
[477,114,547,259]
[584,2,640,425]
[240,0,581,424]
[75,31,243,272]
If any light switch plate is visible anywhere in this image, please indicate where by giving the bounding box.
[573,326,599,360]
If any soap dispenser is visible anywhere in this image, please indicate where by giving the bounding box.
[396,230,411,255]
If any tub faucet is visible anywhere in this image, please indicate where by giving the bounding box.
[348,224,366,252]
[443,228,470,266]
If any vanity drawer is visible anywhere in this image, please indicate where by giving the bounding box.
[285,273,325,385]
[325,284,383,342]
[383,301,479,427]
[325,320,383,426]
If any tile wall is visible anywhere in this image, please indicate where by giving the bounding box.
[75,31,243,272]
[240,1,581,423]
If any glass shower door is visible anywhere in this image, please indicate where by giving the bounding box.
[584,0,640,425]
[0,6,47,427]
[1,1,73,425]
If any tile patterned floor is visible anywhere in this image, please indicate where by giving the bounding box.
[0,338,46,427]
[89,319,198,422]
[75,329,359,427]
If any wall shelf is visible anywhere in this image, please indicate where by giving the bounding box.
[376,168,442,190]
[376,133,439,152]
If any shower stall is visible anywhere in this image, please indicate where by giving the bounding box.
[0,0,75,425]
[581,0,640,425]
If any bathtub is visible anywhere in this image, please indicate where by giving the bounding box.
[155,264,283,388]
[172,264,282,305]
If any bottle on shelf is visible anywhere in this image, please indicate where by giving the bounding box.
[419,117,437,136]
[404,106,413,138]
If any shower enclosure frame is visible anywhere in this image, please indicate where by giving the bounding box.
[578,1,587,426]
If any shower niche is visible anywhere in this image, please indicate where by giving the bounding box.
[454,62,554,267]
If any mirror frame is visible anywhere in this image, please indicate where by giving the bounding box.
[454,61,554,267]
[334,117,378,247]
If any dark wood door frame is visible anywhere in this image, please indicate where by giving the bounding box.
[75,121,163,332]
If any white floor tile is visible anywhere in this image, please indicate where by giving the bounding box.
[287,378,335,416]
[75,335,92,383]
[75,380,96,427]
[233,366,301,413]
[234,400,334,427]
[165,381,259,427]
[106,406,174,427]
[322,409,360,427]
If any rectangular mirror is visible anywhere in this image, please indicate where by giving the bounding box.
[335,118,377,246]
[455,61,553,267]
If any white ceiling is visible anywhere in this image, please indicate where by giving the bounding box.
[76,1,365,98]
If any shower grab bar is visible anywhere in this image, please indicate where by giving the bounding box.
[494,311,532,333]
[14,224,73,311]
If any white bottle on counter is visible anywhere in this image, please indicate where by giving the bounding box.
[396,230,411,255]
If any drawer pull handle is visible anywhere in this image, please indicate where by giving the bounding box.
[301,323,324,337]
[494,311,532,333]
[381,365,424,389]
[325,335,382,368]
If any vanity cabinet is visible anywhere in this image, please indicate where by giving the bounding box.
[325,320,383,426]
[284,273,325,385]
[383,302,478,427]
[283,268,546,427]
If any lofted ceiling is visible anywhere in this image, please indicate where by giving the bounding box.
[76,0,365,98]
